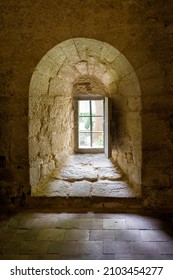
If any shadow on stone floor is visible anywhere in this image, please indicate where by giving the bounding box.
[0,211,173,260]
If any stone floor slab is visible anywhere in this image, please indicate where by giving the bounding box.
[90,230,115,240]
[157,241,173,254]
[75,241,102,255]
[130,241,160,255]
[13,229,40,241]
[38,229,65,240]
[31,218,57,228]
[64,230,90,241]
[125,215,167,230]
[115,230,141,241]
[0,241,21,255]
[55,218,103,230]
[20,241,50,255]
[0,229,16,241]
[103,219,126,229]
[103,241,131,254]
[8,218,33,229]
[140,230,173,241]
[48,241,77,255]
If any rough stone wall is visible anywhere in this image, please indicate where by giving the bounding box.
[0,0,173,209]
[29,38,141,195]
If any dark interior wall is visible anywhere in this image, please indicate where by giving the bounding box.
[0,0,173,209]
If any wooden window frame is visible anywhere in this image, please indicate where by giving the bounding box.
[74,95,111,157]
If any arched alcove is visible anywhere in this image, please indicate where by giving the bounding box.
[29,38,142,196]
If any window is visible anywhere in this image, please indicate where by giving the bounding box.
[74,97,111,157]
[78,99,104,149]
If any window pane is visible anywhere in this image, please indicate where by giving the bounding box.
[92,132,104,148]
[79,116,91,131]
[79,133,91,148]
[92,117,104,132]
[91,100,103,116]
[79,100,90,116]
[77,99,105,151]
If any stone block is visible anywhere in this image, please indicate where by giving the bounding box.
[140,230,173,241]
[0,241,20,255]
[92,181,135,197]
[103,219,126,229]
[29,71,49,97]
[75,61,88,75]
[118,72,141,96]
[36,180,69,197]
[101,43,120,63]
[127,96,141,112]
[72,38,87,60]
[130,241,159,255]
[35,55,58,78]
[13,229,40,241]
[90,230,115,240]
[103,241,131,254]
[69,181,91,197]
[61,166,98,182]
[98,167,122,180]
[158,242,173,254]
[114,230,141,241]
[38,229,65,240]
[75,241,102,255]
[20,241,50,255]
[8,218,33,229]
[64,230,90,241]
[0,229,16,241]
[48,241,77,255]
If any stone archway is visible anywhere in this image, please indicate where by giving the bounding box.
[29,38,142,195]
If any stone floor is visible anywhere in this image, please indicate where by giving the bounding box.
[33,154,136,198]
[0,211,173,260]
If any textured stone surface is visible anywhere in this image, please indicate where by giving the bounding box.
[0,211,173,259]
[29,37,142,196]
[61,167,98,182]
[0,0,173,210]
[33,154,135,198]
[92,181,135,197]
[69,181,91,197]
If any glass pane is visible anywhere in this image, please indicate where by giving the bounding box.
[91,100,103,116]
[79,116,91,131]
[79,133,91,148]
[79,100,90,116]
[92,117,104,132]
[92,132,104,148]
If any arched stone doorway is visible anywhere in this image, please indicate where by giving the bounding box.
[29,38,142,196]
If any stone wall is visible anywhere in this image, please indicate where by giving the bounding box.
[0,0,173,209]
[29,38,142,195]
